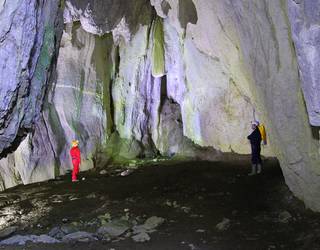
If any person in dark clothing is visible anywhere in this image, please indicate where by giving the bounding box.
[247,121,262,175]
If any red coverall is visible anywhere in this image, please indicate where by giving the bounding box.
[70,146,81,181]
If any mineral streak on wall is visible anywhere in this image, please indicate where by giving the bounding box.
[0,0,320,211]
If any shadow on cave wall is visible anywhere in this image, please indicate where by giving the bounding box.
[178,0,198,29]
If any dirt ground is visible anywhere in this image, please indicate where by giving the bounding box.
[0,158,320,250]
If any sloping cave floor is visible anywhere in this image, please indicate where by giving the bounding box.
[0,158,320,250]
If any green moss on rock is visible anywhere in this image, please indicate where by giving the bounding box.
[34,25,55,81]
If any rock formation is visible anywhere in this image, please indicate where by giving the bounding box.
[0,0,63,188]
[288,0,320,126]
[0,0,320,211]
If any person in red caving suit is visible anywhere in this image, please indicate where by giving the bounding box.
[70,140,81,182]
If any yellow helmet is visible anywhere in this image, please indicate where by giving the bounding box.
[71,140,79,147]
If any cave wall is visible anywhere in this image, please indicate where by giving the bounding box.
[229,0,320,211]
[161,0,264,154]
[43,22,115,174]
[0,0,63,156]
[0,0,320,211]
[288,0,320,126]
[140,0,320,210]
[0,0,63,189]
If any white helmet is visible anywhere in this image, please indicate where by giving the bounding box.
[251,121,259,126]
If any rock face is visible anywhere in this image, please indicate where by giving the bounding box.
[64,0,152,36]
[0,0,63,188]
[288,0,320,126]
[227,0,320,211]
[160,1,263,155]
[0,0,320,211]
[0,0,62,156]
[43,22,115,174]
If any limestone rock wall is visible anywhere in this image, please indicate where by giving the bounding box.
[288,0,320,126]
[229,0,320,211]
[0,0,63,156]
[160,0,272,154]
[0,22,118,188]
[0,0,320,211]
[0,0,63,188]
[63,0,152,37]
[149,0,320,211]
[0,0,156,189]
[43,22,115,174]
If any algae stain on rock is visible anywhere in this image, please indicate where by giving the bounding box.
[34,26,55,82]
[151,17,165,77]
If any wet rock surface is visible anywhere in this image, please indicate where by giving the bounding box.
[0,159,320,249]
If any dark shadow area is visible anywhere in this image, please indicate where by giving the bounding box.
[178,0,198,29]
[160,75,168,110]
[161,0,171,16]
[1,158,320,249]
[0,128,31,159]
[311,126,320,140]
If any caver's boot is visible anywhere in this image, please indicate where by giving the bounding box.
[248,164,257,176]
[257,164,262,174]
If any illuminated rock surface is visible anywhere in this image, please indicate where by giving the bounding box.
[0,0,62,155]
[0,0,320,211]
[288,0,320,126]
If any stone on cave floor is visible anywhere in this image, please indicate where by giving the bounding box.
[143,216,165,230]
[278,211,293,223]
[215,218,231,232]
[60,224,79,235]
[0,226,17,240]
[97,219,131,238]
[132,216,165,236]
[99,170,108,175]
[196,229,205,233]
[0,235,60,245]
[120,169,134,177]
[85,193,97,199]
[131,232,151,242]
[48,227,65,239]
[62,231,97,243]
[188,243,197,250]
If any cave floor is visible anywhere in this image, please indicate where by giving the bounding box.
[0,159,320,250]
